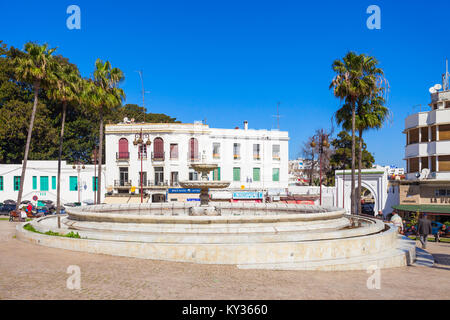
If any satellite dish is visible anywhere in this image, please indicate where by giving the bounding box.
[123,117,129,123]
[429,87,437,94]
[420,168,430,180]
[434,84,442,91]
[415,172,421,179]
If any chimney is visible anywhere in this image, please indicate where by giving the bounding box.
[244,120,248,130]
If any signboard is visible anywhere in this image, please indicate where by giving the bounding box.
[187,198,200,201]
[32,195,38,201]
[168,188,201,194]
[232,192,263,199]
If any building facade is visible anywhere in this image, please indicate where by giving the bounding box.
[0,161,106,205]
[105,121,289,202]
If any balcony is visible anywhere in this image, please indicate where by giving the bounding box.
[152,151,165,161]
[114,180,132,187]
[138,180,170,187]
[253,154,261,161]
[116,152,130,160]
[273,155,281,161]
[233,154,241,160]
[138,152,147,160]
[187,152,200,162]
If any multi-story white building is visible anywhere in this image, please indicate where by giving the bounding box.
[404,87,450,180]
[105,121,289,202]
[0,161,106,205]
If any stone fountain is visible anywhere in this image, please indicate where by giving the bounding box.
[179,151,230,216]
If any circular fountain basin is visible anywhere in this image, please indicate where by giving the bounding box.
[16,203,416,271]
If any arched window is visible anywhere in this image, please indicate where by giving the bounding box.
[153,137,164,160]
[189,138,198,161]
[118,138,129,159]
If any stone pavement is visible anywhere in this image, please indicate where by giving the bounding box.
[0,221,449,300]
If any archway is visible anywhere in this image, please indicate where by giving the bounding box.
[360,186,376,215]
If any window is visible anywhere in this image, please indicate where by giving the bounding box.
[233,167,241,181]
[52,176,56,190]
[154,167,164,185]
[213,167,221,181]
[118,138,129,159]
[435,189,448,197]
[233,143,241,160]
[40,176,49,191]
[92,176,98,191]
[253,144,260,160]
[14,176,20,191]
[213,143,220,159]
[253,168,260,182]
[273,168,280,182]
[170,144,179,159]
[153,138,164,160]
[189,171,198,181]
[272,145,280,160]
[138,144,147,159]
[171,172,179,186]
[189,138,199,161]
[69,176,78,191]
[0,176,3,191]
[32,176,37,190]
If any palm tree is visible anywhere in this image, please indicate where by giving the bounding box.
[335,94,389,214]
[12,42,56,211]
[47,58,81,227]
[90,59,125,203]
[330,52,380,214]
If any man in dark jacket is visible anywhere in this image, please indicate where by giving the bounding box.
[417,213,433,249]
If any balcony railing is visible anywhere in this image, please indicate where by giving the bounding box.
[116,152,130,160]
[187,152,200,162]
[152,151,165,161]
[114,180,132,187]
[233,154,241,160]
[138,152,147,160]
[138,180,170,187]
[273,155,281,161]
[253,154,261,160]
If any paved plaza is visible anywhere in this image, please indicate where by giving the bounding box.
[0,220,449,300]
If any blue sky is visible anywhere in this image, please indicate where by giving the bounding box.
[1,0,449,167]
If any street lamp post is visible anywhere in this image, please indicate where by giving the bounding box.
[311,130,330,206]
[72,162,85,203]
[133,129,151,203]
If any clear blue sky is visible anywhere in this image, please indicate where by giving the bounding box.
[1,0,449,167]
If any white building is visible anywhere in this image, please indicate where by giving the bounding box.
[404,87,450,180]
[105,121,289,202]
[0,161,106,205]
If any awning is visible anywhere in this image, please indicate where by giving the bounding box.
[392,204,450,215]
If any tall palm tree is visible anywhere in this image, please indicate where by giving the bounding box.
[91,59,125,204]
[12,42,57,210]
[335,94,389,214]
[330,52,380,214]
[47,59,81,227]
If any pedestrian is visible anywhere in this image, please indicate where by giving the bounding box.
[27,203,32,216]
[417,213,433,249]
[390,211,403,233]
[435,224,447,243]
[20,209,27,222]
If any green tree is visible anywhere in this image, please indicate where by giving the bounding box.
[330,52,381,214]
[11,42,57,210]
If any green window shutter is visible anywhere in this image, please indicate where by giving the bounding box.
[70,176,78,191]
[253,168,260,182]
[233,167,240,181]
[32,176,37,190]
[272,168,280,182]
[0,176,3,191]
[218,167,221,181]
[213,168,221,181]
[52,176,56,190]
[93,176,98,191]
[40,176,49,191]
[14,176,20,191]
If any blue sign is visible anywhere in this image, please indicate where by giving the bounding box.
[168,188,201,194]
[232,192,263,199]
[187,198,200,201]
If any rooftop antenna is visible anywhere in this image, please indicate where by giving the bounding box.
[443,59,449,91]
[135,70,151,122]
[272,101,283,129]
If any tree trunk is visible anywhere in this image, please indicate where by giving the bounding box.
[16,82,40,211]
[56,100,67,229]
[358,128,363,216]
[351,100,356,215]
[97,107,103,204]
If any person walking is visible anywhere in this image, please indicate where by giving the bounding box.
[417,213,433,249]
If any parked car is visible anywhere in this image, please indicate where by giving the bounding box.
[36,206,51,216]
[0,203,16,215]
[3,199,16,205]
[431,221,449,236]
